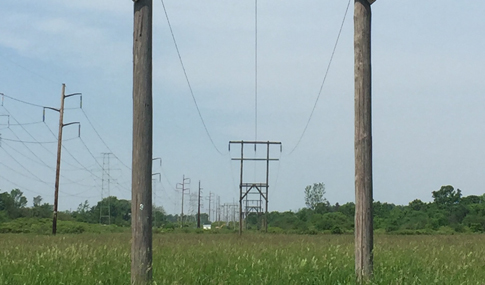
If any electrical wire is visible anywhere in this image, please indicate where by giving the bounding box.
[78,136,131,193]
[43,122,95,171]
[0,121,43,126]
[0,108,58,169]
[1,93,46,108]
[0,137,76,144]
[1,140,55,170]
[80,108,132,171]
[0,54,58,85]
[0,110,88,183]
[160,0,224,155]
[0,172,48,197]
[0,111,99,194]
[0,148,53,185]
[160,165,179,194]
[255,0,258,143]
[287,0,352,155]
[44,122,129,195]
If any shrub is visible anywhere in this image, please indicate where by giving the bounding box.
[331,226,343,235]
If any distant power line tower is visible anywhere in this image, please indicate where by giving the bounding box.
[176,175,190,227]
[206,192,214,222]
[189,192,197,223]
[100,152,112,225]
[229,141,281,235]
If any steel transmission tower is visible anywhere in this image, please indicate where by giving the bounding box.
[100,152,112,224]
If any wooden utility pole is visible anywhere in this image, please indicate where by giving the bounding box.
[52,84,66,235]
[354,0,375,282]
[207,191,213,222]
[132,0,153,283]
[197,181,202,228]
[50,84,81,235]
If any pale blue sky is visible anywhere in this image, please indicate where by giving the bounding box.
[0,1,484,214]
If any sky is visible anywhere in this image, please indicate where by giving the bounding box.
[0,1,484,216]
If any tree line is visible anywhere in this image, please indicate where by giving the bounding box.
[1,184,484,234]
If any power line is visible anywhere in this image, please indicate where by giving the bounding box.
[255,0,258,143]
[1,107,79,171]
[0,137,76,144]
[43,122,93,171]
[0,110,58,169]
[287,0,352,155]
[0,147,52,186]
[80,108,131,171]
[0,121,43,126]
[0,111,98,192]
[1,140,55,171]
[160,165,179,194]
[160,0,224,155]
[1,93,46,108]
[0,172,48,197]
[78,136,131,193]
[0,55,58,85]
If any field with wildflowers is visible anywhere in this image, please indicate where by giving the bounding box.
[0,233,484,284]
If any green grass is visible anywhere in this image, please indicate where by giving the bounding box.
[0,233,484,284]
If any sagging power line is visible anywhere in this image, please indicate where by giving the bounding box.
[287,0,352,155]
[160,0,224,155]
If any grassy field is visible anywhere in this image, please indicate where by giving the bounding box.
[0,232,484,284]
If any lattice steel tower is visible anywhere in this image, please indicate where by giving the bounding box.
[99,152,112,224]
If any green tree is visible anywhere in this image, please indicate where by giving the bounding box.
[314,212,352,232]
[336,202,355,218]
[72,200,94,223]
[432,185,461,209]
[31,195,52,218]
[0,189,27,219]
[33,196,43,207]
[153,206,166,228]
[10,189,27,209]
[89,197,131,226]
[408,199,427,211]
[304,183,326,210]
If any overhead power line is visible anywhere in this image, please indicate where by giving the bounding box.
[80,108,131,171]
[0,172,48,197]
[0,121,43,126]
[255,0,258,143]
[78,136,131,193]
[0,137,76,144]
[287,0,352,155]
[1,93,46,108]
[0,109,96,187]
[160,0,224,155]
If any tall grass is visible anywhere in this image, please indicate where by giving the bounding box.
[0,233,484,284]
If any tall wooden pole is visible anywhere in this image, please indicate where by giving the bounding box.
[265,142,269,232]
[354,0,375,282]
[239,142,244,236]
[52,84,65,235]
[197,181,201,228]
[132,0,153,284]
[181,176,185,227]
